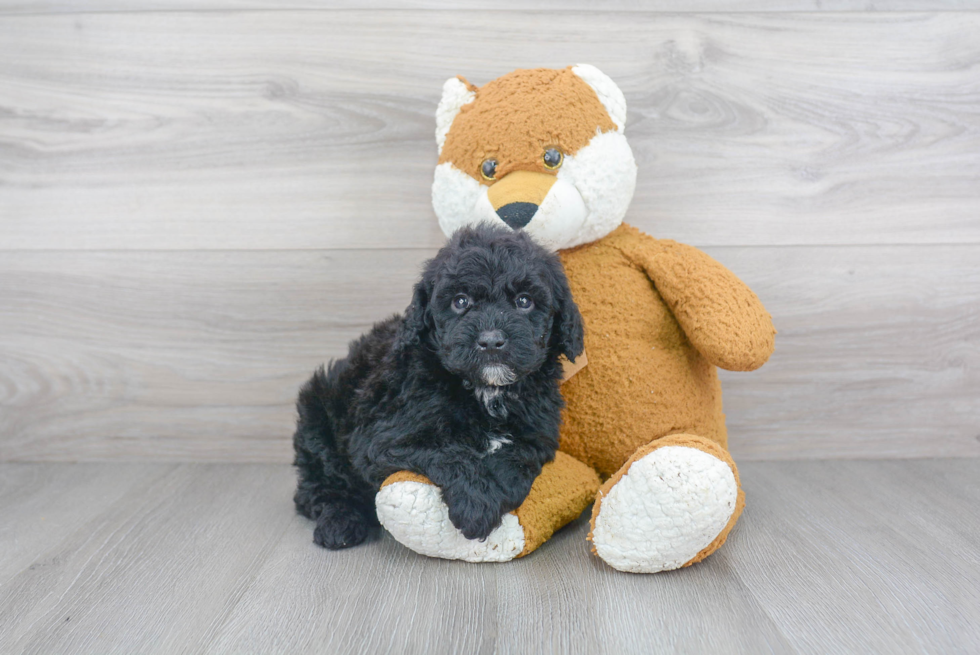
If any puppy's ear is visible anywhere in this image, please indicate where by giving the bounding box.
[393,277,434,355]
[548,260,585,362]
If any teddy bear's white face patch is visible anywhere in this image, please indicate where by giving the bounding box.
[519,177,588,252]
[553,130,637,248]
[432,130,637,252]
[432,162,499,235]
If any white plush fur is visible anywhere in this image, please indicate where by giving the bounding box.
[520,177,588,252]
[435,77,475,154]
[572,64,627,132]
[432,130,636,252]
[376,481,525,562]
[553,130,636,249]
[591,446,738,573]
[432,162,499,237]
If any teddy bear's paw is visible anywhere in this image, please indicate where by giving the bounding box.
[591,446,738,573]
[375,480,525,562]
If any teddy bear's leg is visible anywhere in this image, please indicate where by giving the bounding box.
[588,434,744,573]
[375,451,600,562]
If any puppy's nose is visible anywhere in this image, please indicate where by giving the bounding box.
[477,330,507,352]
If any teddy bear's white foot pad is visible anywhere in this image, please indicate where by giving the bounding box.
[592,446,738,573]
[376,480,525,562]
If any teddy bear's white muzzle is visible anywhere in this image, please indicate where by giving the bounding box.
[518,179,588,252]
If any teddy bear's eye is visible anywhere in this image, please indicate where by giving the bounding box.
[543,148,563,170]
[481,159,497,181]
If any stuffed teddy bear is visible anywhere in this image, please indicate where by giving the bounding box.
[375,65,776,573]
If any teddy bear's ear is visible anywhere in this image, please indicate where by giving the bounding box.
[435,76,476,154]
[572,64,627,132]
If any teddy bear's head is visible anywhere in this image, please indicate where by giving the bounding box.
[432,65,637,252]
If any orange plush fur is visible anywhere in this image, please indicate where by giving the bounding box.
[439,68,616,182]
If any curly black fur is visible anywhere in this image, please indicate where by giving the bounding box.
[293,224,584,549]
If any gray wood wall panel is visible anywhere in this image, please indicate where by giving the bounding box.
[2,245,977,462]
[2,12,978,250]
[1,9,977,461]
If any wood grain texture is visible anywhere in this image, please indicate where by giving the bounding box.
[1,244,977,463]
[719,243,980,459]
[0,463,297,654]
[0,249,419,462]
[1,11,978,250]
[0,460,977,654]
[5,2,980,14]
[0,463,174,580]
[729,459,980,654]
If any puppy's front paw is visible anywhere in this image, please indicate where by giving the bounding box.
[446,493,503,541]
[376,475,525,562]
[312,502,375,550]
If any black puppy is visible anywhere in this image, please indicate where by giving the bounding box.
[293,223,584,549]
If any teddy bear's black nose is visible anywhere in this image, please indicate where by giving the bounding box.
[496,202,538,229]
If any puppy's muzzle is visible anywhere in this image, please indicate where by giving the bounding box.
[487,171,556,229]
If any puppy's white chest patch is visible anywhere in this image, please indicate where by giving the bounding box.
[485,434,512,455]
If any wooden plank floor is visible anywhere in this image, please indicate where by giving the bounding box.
[1,459,977,654]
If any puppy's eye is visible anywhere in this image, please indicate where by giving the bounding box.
[481,159,497,181]
[515,293,534,311]
[543,148,563,170]
[452,294,470,312]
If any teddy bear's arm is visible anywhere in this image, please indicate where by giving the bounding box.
[631,237,775,372]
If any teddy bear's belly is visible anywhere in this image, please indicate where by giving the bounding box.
[558,244,727,478]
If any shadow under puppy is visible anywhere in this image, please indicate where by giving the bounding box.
[293,224,584,549]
